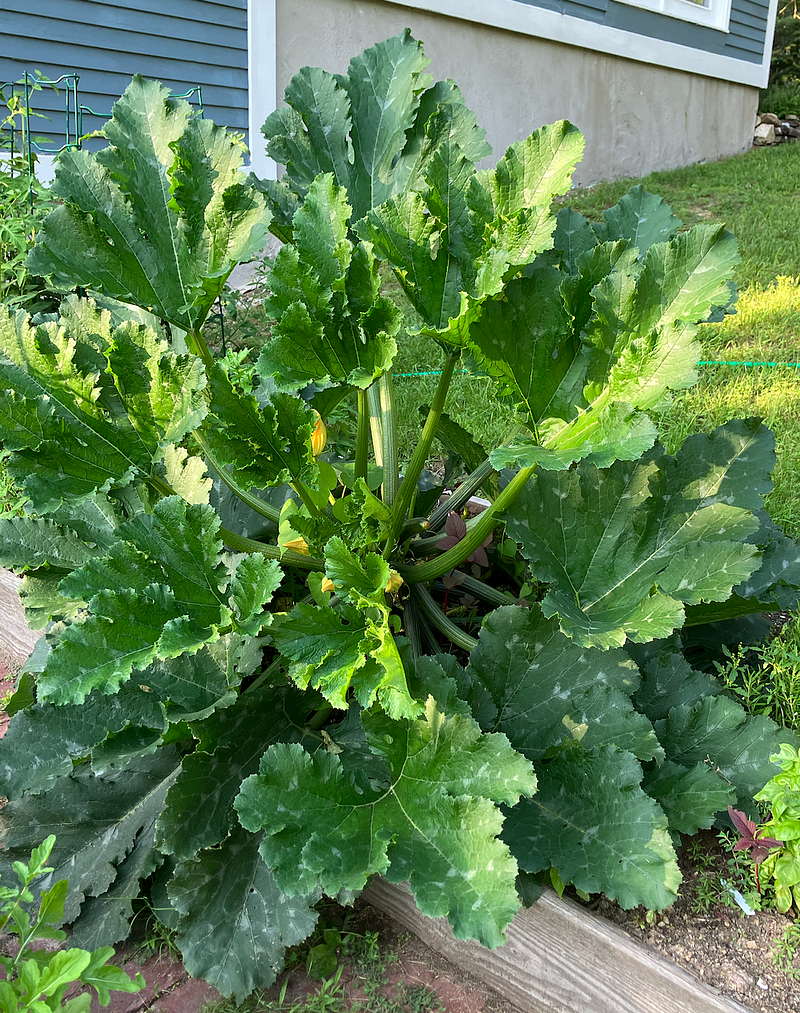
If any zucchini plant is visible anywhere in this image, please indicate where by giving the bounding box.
[2,32,800,1000]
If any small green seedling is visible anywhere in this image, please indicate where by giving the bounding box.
[0,835,144,1013]
[754,744,800,912]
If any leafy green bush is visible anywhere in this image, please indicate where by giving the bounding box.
[2,33,800,1000]
[769,11,800,86]
[0,835,144,1013]
[760,5,800,115]
[754,744,800,911]
[0,81,56,313]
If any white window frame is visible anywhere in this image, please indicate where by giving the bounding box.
[614,0,734,33]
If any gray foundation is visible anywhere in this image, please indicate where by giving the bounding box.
[276,0,759,184]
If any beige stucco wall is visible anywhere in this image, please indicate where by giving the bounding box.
[275,0,759,184]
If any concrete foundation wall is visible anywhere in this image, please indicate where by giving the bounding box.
[275,0,759,184]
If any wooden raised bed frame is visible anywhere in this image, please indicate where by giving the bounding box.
[365,878,753,1013]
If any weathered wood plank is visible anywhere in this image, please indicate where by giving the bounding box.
[0,568,40,673]
[365,879,753,1013]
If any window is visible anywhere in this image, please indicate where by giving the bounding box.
[614,0,734,32]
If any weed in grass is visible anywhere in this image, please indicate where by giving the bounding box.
[404,984,444,1013]
[686,838,717,872]
[772,921,800,979]
[689,831,764,916]
[129,903,183,965]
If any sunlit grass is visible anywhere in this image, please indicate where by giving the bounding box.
[701,276,800,363]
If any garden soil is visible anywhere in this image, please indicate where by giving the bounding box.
[583,830,800,1013]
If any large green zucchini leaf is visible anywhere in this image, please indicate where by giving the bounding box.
[628,634,723,722]
[260,31,490,235]
[462,605,660,761]
[34,498,282,704]
[0,749,181,925]
[0,299,206,514]
[487,222,739,472]
[641,761,735,837]
[356,117,583,346]
[28,76,270,334]
[505,419,769,649]
[156,684,316,862]
[503,744,681,911]
[235,703,536,947]
[169,825,319,1002]
[0,680,167,799]
[202,366,322,491]
[591,185,682,253]
[656,694,799,807]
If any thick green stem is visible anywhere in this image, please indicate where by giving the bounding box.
[386,353,457,555]
[307,701,334,730]
[147,473,176,499]
[195,431,281,523]
[219,525,325,570]
[186,329,215,373]
[378,371,398,506]
[428,458,496,532]
[291,479,322,518]
[367,384,383,467]
[243,656,284,696]
[458,574,517,609]
[402,598,423,660]
[398,466,536,584]
[410,584,478,652]
[355,388,369,484]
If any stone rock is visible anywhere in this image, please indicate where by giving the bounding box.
[718,961,755,993]
[785,114,800,126]
[754,123,776,145]
[760,112,781,125]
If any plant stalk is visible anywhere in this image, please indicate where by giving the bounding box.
[185,329,216,373]
[402,598,423,660]
[219,525,325,570]
[386,352,458,555]
[367,383,383,467]
[355,388,369,484]
[195,431,281,523]
[378,371,399,506]
[291,479,322,518]
[410,584,479,652]
[398,466,536,584]
[427,458,496,532]
[458,574,518,608]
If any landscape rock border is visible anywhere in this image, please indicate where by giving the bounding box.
[753,112,800,146]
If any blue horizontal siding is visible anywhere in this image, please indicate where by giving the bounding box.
[38,0,248,28]
[0,0,248,147]
[511,0,767,64]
